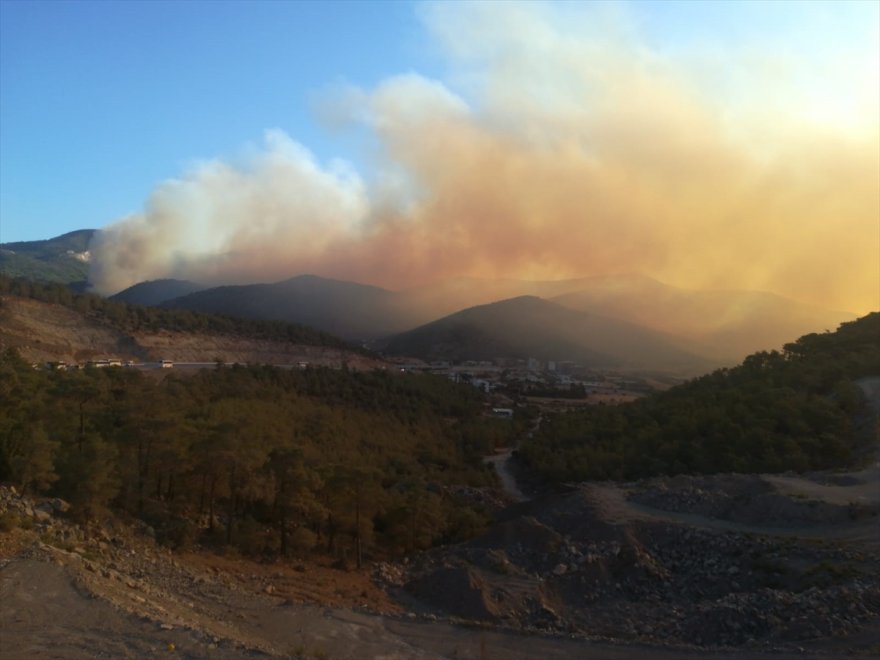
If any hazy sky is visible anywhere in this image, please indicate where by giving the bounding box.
[1,1,878,312]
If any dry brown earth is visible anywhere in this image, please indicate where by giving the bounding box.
[0,295,384,369]
[4,475,877,659]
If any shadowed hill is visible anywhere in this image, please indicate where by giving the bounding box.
[106,268,852,364]
[396,274,854,364]
[552,276,855,363]
[384,295,712,373]
[161,275,422,340]
[111,278,206,306]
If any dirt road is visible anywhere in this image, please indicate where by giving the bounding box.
[2,555,825,660]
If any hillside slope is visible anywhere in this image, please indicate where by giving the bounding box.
[111,278,206,306]
[520,312,880,482]
[110,270,852,364]
[0,276,382,369]
[162,275,422,340]
[551,275,855,362]
[384,296,711,373]
[0,229,96,286]
[396,274,854,363]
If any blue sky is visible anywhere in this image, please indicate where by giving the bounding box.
[0,0,877,319]
[1,0,430,242]
[2,0,874,244]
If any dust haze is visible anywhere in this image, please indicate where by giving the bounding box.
[89,2,879,316]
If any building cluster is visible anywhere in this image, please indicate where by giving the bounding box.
[385,356,663,403]
[37,359,173,370]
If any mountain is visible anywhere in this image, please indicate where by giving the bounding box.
[397,273,855,363]
[111,279,206,306]
[384,295,711,373]
[0,229,96,286]
[151,270,851,365]
[396,276,597,319]
[550,275,856,362]
[0,275,380,368]
[161,275,423,341]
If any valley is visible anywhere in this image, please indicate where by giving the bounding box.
[3,2,878,657]
[0,269,877,658]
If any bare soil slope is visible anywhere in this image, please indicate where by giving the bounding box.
[0,295,383,369]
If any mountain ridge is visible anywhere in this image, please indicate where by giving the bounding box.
[0,229,97,285]
[383,295,712,374]
[2,228,858,366]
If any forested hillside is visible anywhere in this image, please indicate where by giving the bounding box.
[0,354,512,560]
[0,275,356,350]
[519,313,880,482]
[0,230,95,285]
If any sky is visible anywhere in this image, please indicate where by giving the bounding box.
[1,1,878,314]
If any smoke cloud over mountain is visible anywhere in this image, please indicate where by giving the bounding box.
[89,2,879,314]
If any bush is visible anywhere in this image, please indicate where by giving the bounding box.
[289,526,318,555]
[0,512,19,532]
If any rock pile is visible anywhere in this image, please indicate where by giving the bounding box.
[630,473,876,526]
[399,481,880,652]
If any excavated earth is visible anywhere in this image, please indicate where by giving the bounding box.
[0,296,384,369]
[395,476,879,655]
[3,456,879,660]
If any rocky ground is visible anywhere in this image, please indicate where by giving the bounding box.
[3,461,878,659]
[387,461,880,656]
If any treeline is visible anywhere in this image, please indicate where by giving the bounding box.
[0,353,514,561]
[519,313,880,482]
[0,275,359,351]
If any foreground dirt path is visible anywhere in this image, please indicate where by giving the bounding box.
[2,554,823,660]
[0,559,256,659]
[484,449,528,502]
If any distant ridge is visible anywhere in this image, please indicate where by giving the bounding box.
[6,226,853,366]
[551,278,856,362]
[161,274,422,340]
[112,279,206,306]
[384,295,711,374]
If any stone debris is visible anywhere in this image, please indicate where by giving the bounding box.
[2,467,878,655]
[395,475,880,651]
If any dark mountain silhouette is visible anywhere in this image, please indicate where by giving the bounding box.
[111,279,206,306]
[397,273,854,362]
[550,275,855,362]
[384,295,711,373]
[161,274,422,340]
[13,224,846,365]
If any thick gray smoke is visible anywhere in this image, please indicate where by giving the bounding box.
[89,1,879,315]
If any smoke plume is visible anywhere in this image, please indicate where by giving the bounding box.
[89,2,879,314]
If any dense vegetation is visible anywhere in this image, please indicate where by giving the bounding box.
[0,275,361,351]
[0,354,515,561]
[519,313,880,482]
[0,229,95,285]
